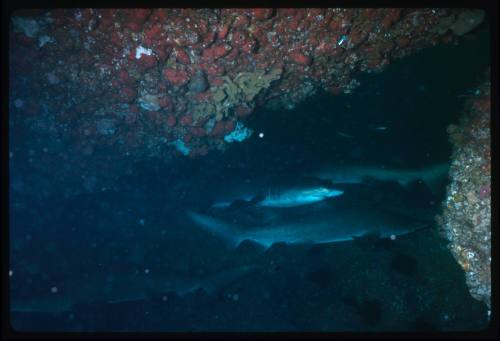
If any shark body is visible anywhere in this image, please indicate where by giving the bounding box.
[211,186,343,209]
[207,174,344,210]
[311,163,449,194]
[10,265,259,313]
[187,200,429,249]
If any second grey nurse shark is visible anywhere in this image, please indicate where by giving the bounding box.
[187,200,431,249]
[310,162,449,194]
[209,162,448,211]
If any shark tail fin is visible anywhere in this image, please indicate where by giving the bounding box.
[186,210,241,248]
[419,163,450,195]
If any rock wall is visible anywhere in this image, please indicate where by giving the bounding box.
[8,8,486,195]
[437,72,491,310]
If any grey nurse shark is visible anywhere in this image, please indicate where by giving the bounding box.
[10,265,259,313]
[211,186,344,209]
[187,201,430,249]
[208,176,344,210]
[311,163,449,194]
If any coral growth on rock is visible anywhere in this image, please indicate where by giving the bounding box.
[437,72,491,310]
[9,8,487,196]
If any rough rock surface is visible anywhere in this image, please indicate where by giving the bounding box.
[437,72,491,310]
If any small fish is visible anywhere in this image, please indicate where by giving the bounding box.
[337,35,348,46]
[373,126,388,131]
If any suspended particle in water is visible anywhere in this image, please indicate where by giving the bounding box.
[9,270,12,277]
[14,99,24,108]
[258,132,264,138]
[51,286,58,294]
[390,234,396,241]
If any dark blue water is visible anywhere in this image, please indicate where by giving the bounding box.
[9,29,490,332]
